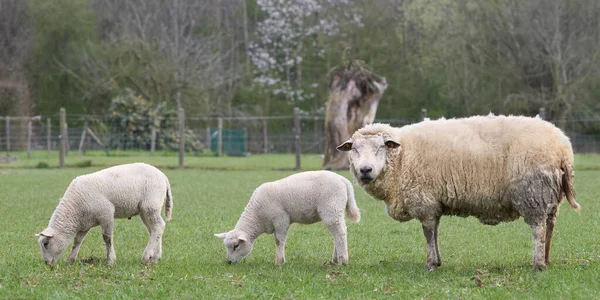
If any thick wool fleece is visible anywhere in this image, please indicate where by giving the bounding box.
[344,115,579,270]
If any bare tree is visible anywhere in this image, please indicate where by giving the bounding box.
[0,0,33,116]
[322,62,387,170]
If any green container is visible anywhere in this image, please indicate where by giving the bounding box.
[210,128,249,156]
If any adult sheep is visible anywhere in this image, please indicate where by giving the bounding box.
[36,163,173,265]
[337,115,580,271]
[215,170,360,265]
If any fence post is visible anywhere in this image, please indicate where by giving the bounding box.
[217,117,223,157]
[262,119,268,154]
[78,120,88,155]
[47,118,51,157]
[538,107,545,120]
[5,116,9,156]
[65,123,69,156]
[27,118,32,159]
[178,108,185,169]
[294,107,301,170]
[421,108,428,121]
[59,108,66,168]
[205,127,212,153]
[150,116,158,156]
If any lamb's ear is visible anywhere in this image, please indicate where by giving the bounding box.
[238,233,248,242]
[336,140,353,152]
[214,232,228,239]
[36,228,56,238]
[384,138,400,149]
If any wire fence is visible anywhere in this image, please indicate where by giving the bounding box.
[1,110,600,161]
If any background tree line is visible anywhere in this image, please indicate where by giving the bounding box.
[1,0,599,133]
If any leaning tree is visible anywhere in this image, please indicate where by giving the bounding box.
[322,62,387,170]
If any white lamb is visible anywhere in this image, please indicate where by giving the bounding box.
[36,163,173,265]
[215,170,360,265]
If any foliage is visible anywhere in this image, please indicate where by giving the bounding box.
[108,89,202,152]
[1,154,599,298]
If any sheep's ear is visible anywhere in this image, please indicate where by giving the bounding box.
[336,140,353,152]
[214,232,228,239]
[37,228,56,238]
[384,139,400,149]
[238,234,248,242]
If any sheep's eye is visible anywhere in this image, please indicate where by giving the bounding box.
[43,242,49,249]
[233,243,239,251]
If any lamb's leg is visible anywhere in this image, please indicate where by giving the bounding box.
[325,219,349,265]
[140,210,166,264]
[530,221,547,271]
[545,206,558,265]
[100,222,116,265]
[273,225,289,265]
[67,230,89,263]
[421,217,441,270]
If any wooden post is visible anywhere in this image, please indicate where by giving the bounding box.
[59,108,66,168]
[27,118,32,159]
[421,108,428,121]
[65,123,69,156]
[205,127,211,153]
[5,116,9,156]
[178,108,185,169]
[47,118,51,156]
[262,119,268,154]
[538,107,546,120]
[294,107,301,170]
[150,116,158,156]
[217,117,223,157]
[78,120,88,155]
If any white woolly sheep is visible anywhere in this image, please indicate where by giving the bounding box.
[36,163,173,265]
[215,170,360,265]
[337,115,580,271]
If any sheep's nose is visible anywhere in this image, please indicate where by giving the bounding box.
[227,260,232,264]
[360,166,372,175]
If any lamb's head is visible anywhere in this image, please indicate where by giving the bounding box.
[36,227,69,264]
[214,230,253,264]
[337,125,400,185]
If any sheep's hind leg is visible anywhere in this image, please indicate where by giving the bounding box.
[67,230,89,263]
[140,210,166,264]
[325,218,349,265]
[421,217,442,270]
[545,206,558,265]
[529,221,547,271]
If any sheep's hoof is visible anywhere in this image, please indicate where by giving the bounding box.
[424,264,438,271]
[532,263,547,271]
[275,257,285,265]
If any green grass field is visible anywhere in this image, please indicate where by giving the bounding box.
[1,152,599,299]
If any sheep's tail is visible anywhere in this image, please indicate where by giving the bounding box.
[164,177,173,221]
[344,178,360,223]
[561,162,580,212]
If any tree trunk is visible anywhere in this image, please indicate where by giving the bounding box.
[322,63,387,170]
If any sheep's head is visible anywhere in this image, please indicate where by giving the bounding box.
[36,227,68,264]
[214,230,253,264]
[337,133,400,185]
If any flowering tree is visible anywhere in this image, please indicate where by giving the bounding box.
[249,0,363,111]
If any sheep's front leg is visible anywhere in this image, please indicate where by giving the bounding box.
[326,219,349,265]
[530,221,547,271]
[421,217,441,270]
[274,225,289,265]
[100,222,116,265]
[67,230,89,263]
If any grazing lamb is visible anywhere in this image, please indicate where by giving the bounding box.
[337,115,580,271]
[36,163,173,265]
[215,170,360,265]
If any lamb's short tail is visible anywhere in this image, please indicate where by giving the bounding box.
[164,178,173,221]
[562,162,580,213]
[344,179,361,223]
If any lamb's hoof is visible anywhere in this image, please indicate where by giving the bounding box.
[143,256,161,265]
[275,257,285,265]
[424,264,438,271]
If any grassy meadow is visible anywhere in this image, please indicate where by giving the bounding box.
[0,152,599,299]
